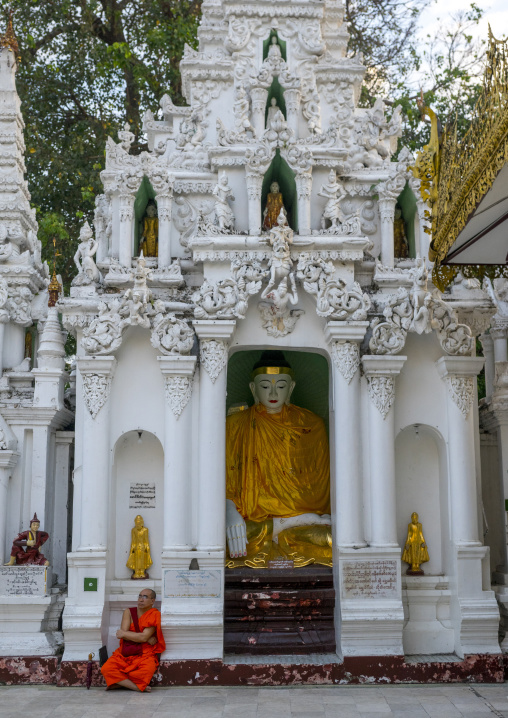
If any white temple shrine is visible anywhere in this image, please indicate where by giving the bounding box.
[1,0,508,685]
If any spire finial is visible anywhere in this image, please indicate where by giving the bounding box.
[0,11,19,57]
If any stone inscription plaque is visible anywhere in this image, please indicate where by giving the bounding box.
[163,569,222,599]
[0,566,47,596]
[342,560,398,599]
[129,482,156,509]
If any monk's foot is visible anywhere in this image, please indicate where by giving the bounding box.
[145,686,152,692]
[4,557,15,566]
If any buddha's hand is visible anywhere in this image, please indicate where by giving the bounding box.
[226,499,247,558]
[273,513,331,540]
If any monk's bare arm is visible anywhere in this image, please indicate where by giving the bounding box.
[116,609,156,643]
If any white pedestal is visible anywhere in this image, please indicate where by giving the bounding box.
[337,547,404,656]
[402,575,454,655]
[160,551,224,659]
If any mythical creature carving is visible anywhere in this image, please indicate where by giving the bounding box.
[151,307,194,356]
[192,257,265,321]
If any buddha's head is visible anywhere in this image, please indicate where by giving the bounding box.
[146,204,157,218]
[411,512,418,524]
[250,351,295,414]
[134,515,144,529]
[270,181,280,194]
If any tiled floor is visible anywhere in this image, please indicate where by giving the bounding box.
[1,683,508,718]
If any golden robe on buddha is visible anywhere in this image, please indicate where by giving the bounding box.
[226,403,330,522]
[139,216,158,257]
[263,192,286,231]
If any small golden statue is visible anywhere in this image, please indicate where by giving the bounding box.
[139,203,158,257]
[263,181,287,231]
[394,207,409,259]
[402,512,429,575]
[127,515,152,580]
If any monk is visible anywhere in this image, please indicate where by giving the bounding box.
[101,588,166,692]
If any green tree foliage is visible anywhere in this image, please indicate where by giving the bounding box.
[0,0,491,286]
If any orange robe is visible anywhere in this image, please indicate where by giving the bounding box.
[226,403,330,521]
[101,607,166,691]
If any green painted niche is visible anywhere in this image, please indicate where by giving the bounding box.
[263,30,287,62]
[226,349,330,433]
[265,76,287,125]
[261,150,298,230]
[134,176,156,255]
[397,182,417,258]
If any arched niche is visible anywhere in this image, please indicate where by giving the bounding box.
[227,348,329,433]
[265,77,287,126]
[261,150,298,230]
[263,30,287,62]
[134,176,157,255]
[110,430,164,581]
[396,182,418,258]
[395,424,448,575]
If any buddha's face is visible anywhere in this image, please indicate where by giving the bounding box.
[134,515,144,529]
[146,204,156,218]
[411,512,418,524]
[250,373,295,413]
[270,181,279,193]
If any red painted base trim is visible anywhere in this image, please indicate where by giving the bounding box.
[1,654,507,686]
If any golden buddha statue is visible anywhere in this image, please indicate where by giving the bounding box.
[139,203,158,257]
[225,351,331,568]
[394,207,409,259]
[127,515,153,580]
[263,182,287,231]
[402,512,429,575]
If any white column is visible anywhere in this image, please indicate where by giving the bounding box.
[363,355,407,546]
[295,170,312,235]
[480,332,495,400]
[193,320,236,551]
[436,356,485,544]
[31,425,50,528]
[156,192,173,268]
[77,356,116,550]
[416,199,430,261]
[284,88,301,136]
[245,172,263,236]
[492,325,508,364]
[378,197,396,267]
[0,321,6,375]
[52,432,74,585]
[119,192,134,267]
[0,451,18,564]
[158,355,196,550]
[250,86,268,137]
[325,321,369,547]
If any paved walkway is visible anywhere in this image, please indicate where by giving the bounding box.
[1,683,508,718]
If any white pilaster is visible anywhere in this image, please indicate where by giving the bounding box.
[362,354,407,547]
[325,321,369,548]
[378,197,396,267]
[119,192,134,267]
[480,332,495,400]
[158,355,196,551]
[193,320,235,552]
[77,356,116,550]
[245,172,263,236]
[0,450,18,564]
[295,170,312,236]
[52,432,74,586]
[284,88,301,135]
[492,325,508,364]
[250,86,268,137]
[156,192,173,268]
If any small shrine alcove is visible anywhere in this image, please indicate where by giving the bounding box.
[110,430,164,581]
[395,182,419,259]
[224,348,336,656]
[261,152,298,230]
[133,176,157,256]
[263,30,287,62]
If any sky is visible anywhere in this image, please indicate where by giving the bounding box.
[419,0,508,42]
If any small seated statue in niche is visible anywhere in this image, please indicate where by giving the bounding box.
[402,512,429,575]
[268,35,282,59]
[139,203,158,257]
[394,207,409,259]
[226,351,331,568]
[4,513,49,566]
[263,181,288,230]
[127,515,153,580]
[266,97,281,129]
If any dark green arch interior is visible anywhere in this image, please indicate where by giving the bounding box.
[134,176,156,255]
[262,30,287,62]
[397,182,417,258]
[226,349,329,433]
[261,150,298,230]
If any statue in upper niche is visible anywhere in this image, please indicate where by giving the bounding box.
[73,221,102,286]
[393,207,409,259]
[139,204,158,257]
[213,174,235,232]
[263,181,287,230]
[266,97,281,129]
[225,351,331,568]
[268,35,282,59]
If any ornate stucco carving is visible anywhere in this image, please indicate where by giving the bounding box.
[82,373,112,419]
[331,341,360,384]
[446,376,475,418]
[367,374,395,419]
[164,375,193,418]
[200,338,228,383]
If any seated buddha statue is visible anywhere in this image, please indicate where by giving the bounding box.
[225,351,332,568]
[262,182,287,231]
[139,203,158,257]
